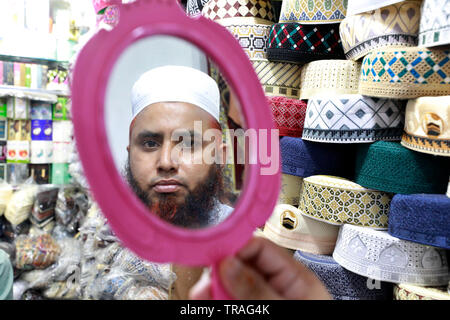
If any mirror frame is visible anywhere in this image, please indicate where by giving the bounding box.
[71,0,280,266]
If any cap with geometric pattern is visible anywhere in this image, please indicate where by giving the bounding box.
[339,0,421,61]
[268,96,307,137]
[252,59,302,99]
[302,94,406,143]
[201,0,276,23]
[419,0,450,47]
[401,96,450,157]
[267,23,345,64]
[394,283,450,300]
[186,0,210,16]
[333,224,450,286]
[225,22,273,60]
[299,60,361,99]
[359,47,450,99]
[294,250,393,300]
[278,174,303,206]
[279,0,347,24]
[298,175,392,230]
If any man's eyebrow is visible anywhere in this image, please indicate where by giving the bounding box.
[136,130,163,140]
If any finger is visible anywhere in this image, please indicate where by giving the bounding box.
[188,269,212,300]
[218,256,282,300]
[237,237,331,299]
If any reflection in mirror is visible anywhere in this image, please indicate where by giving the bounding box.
[105,35,245,230]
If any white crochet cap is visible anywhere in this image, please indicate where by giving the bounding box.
[131,65,221,124]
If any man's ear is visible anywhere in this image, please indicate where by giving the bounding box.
[127,145,130,153]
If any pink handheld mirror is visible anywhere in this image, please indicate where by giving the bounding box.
[71,0,280,299]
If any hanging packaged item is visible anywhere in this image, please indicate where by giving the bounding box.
[30,101,52,120]
[6,140,30,163]
[3,62,14,85]
[7,120,31,141]
[7,97,30,119]
[0,99,7,119]
[31,120,52,141]
[52,142,71,163]
[0,163,7,181]
[14,234,61,270]
[30,141,53,164]
[52,120,73,142]
[0,141,6,163]
[52,97,70,120]
[29,164,51,185]
[51,164,71,185]
[0,119,7,140]
[6,163,29,185]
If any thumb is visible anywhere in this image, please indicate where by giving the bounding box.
[219,256,282,300]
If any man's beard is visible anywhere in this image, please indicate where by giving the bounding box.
[124,160,223,229]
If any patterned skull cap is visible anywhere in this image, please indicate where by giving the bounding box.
[268,96,307,137]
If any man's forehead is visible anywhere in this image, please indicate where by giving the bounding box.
[131,101,217,134]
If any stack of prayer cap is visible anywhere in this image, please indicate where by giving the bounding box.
[339,1,421,61]
[354,141,450,195]
[401,96,450,157]
[294,250,393,300]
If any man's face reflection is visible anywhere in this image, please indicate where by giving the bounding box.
[126,102,226,228]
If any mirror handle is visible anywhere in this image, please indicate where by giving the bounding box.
[211,262,234,300]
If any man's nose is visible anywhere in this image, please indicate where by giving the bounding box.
[157,141,179,172]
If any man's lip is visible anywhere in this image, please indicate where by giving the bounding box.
[153,179,183,186]
[152,180,185,193]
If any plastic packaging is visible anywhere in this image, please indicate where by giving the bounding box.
[55,185,88,234]
[14,234,61,270]
[4,180,38,226]
[30,186,59,228]
[0,182,13,216]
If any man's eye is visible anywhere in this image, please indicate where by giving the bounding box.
[142,140,159,148]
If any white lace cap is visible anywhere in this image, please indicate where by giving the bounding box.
[263,204,340,255]
[333,224,450,286]
[131,65,220,124]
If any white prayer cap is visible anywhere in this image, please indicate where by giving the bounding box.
[131,65,221,124]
